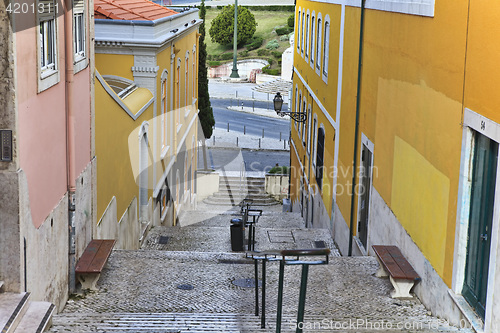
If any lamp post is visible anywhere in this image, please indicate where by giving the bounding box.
[274,92,306,122]
[230,0,240,78]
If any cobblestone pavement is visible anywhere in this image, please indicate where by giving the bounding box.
[49,204,472,332]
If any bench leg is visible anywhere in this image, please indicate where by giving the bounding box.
[375,257,389,278]
[389,276,414,299]
[77,273,101,291]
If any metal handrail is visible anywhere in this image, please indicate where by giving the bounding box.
[246,248,330,332]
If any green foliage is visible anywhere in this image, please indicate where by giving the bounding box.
[266,39,279,50]
[198,0,215,138]
[279,34,290,42]
[287,14,294,27]
[208,60,221,67]
[209,5,257,46]
[271,50,282,58]
[275,26,292,36]
[268,165,289,174]
[245,36,263,51]
[257,49,269,56]
[243,5,294,12]
[220,53,233,60]
[239,50,249,57]
[262,65,280,75]
[267,58,274,66]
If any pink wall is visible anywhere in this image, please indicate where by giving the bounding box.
[16,15,91,228]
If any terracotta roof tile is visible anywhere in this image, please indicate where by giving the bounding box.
[94,0,178,21]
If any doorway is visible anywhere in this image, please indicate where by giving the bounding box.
[463,131,497,319]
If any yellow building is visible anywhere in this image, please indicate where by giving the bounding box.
[94,0,201,249]
[291,0,500,331]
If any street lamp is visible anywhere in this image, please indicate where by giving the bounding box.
[273,92,306,122]
[230,0,239,78]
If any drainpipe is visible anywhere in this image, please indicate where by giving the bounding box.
[348,0,366,257]
[64,0,77,292]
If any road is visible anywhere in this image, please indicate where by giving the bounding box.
[211,98,290,141]
[201,147,290,172]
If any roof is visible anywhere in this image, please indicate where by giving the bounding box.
[94,0,178,21]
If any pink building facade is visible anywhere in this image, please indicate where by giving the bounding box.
[0,0,95,310]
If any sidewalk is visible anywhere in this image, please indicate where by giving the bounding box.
[49,203,472,332]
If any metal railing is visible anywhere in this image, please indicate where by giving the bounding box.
[246,248,330,333]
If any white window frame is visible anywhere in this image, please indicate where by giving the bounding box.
[38,0,60,93]
[307,104,312,155]
[192,45,197,103]
[294,86,299,129]
[310,11,316,69]
[301,11,305,57]
[160,70,170,159]
[73,0,87,73]
[185,51,190,118]
[297,8,301,54]
[312,116,318,169]
[322,15,331,83]
[315,14,322,76]
[305,10,310,61]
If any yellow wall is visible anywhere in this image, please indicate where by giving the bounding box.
[95,74,154,220]
[293,0,474,285]
[95,54,135,80]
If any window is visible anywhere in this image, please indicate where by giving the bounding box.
[297,9,301,53]
[316,16,322,73]
[176,58,181,129]
[307,105,312,155]
[294,86,299,129]
[160,70,169,151]
[323,18,330,79]
[312,118,318,168]
[301,99,306,144]
[301,11,305,56]
[298,91,302,136]
[310,13,315,68]
[40,19,56,74]
[316,127,325,189]
[192,46,196,101]
[305,12,310,60]
[102,76,137,98]
[73,0,85,60]
[185,52,189,114]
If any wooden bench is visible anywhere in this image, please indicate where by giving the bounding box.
[372,245,420,299]
[75,239,115,291]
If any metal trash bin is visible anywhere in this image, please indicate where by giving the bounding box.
[230,218,244,251]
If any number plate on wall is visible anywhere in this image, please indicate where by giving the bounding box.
[1,130,12,162]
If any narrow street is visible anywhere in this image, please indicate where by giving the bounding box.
[48,202,470,332]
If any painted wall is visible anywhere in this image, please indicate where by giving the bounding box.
[95,75,154,221]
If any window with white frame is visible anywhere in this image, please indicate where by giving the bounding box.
[301,98,306,144]
[298,91,302,136]
[176,58,181,128]
[161,70,169,151]
[192,45,196,101]
[301,11,305,56]
[305,11,310,60]
[316,15,322,73]
[185,52,189,114]
[294,86,298,129]
[322,17,330,79]
[307,104,312,155]
[39,0,57,75]
[310,13,315,68]
[312,117,318,168]
[297,9,301,53]
[73,0,85,61]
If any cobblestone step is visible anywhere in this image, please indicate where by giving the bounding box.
[0,292,30,333]
[48,312,472,332]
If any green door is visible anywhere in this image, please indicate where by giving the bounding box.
[463,131,498,319]
[358,145,372,249]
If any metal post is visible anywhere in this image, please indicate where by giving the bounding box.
[261,259,266,328]
[254,259,259,316]
[259,138,261,149]
[276,259,285,333]
[213,136,215,145]
[284,140,286,150]
[280,132,282,141]
[227,123,230,132]
[253,100,255,111]
[295,264,310,333]
[236,137,238,147]
[244,125,246,134]
[230,0,239,78]
[262,128,265,138]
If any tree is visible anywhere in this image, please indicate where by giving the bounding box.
[209,5,257,46]
[198,0,215,139]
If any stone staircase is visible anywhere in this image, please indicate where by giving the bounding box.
[203,176,278,206]
[0,286,55,333]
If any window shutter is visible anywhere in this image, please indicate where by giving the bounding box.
[73,0,84,14]
[38,0,55,21]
